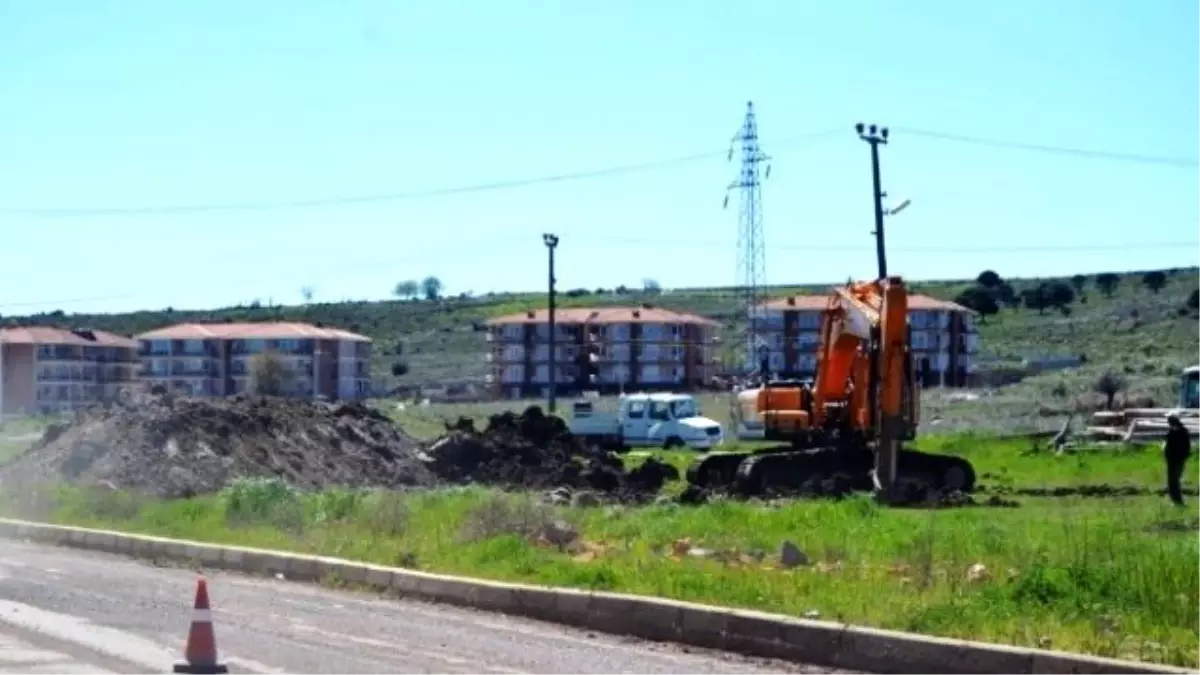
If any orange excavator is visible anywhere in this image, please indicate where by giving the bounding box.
[684,276,976,502]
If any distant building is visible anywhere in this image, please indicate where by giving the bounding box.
[135,322,372,401]
[485,305,719,399]
[751,293,979,387]
[0,326,140,415]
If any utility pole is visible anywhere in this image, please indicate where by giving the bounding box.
[543,233,559,414]
[856,123,890,279]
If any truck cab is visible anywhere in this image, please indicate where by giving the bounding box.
[1180,365,1199,410]
[569,392,725,451]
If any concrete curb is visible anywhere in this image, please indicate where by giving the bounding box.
[0,518,1187,675]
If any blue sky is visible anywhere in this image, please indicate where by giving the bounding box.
[1,0,1197,315]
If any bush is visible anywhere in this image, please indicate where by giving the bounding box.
[248,352,293,396]
[221,477,304,533]
[1093,371,1127,411]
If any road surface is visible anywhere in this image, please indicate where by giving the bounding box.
[0,539,844,674]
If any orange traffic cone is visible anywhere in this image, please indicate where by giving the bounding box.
[174,576,228,674]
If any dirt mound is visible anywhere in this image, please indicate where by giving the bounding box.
[423,405,678,500]
[0,393,434,498]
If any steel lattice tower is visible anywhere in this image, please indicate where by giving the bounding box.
[724,101,771,374]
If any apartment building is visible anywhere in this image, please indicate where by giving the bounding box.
[485,305,719,399]
[136,322,372,401]
[751,293,979,387]
[0,326,140,415]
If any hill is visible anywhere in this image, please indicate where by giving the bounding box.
[7,267,1198,395]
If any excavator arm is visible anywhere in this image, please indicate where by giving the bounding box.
[811,277,912,493]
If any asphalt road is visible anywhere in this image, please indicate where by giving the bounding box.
[0,539,845,674]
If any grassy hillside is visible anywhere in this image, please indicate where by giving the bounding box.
[7,267,1198,393]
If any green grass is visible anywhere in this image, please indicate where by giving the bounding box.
[7,268,1197,388]
[3,434,1196,667]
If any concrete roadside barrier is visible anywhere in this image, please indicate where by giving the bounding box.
[0,517,1188,675]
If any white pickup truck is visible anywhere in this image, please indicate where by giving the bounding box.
[568,392,726,451]
[1181,365,1199,410]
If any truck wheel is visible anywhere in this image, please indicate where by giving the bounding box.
[662,436,685,450]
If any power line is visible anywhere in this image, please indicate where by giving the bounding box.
[0,130,842,218]
[590,235,1200,253]
[895,127,1200,168]
[0,295,136,311]
[3,124,1195,218]
[0,236,528,311]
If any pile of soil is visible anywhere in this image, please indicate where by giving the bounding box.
[423,405,678,500]
[0,397,680,502]
[0,393,434,498]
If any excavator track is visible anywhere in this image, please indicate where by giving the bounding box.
[686,446,976,499]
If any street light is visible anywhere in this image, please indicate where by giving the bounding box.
[543,234,559,413]
[886,198,911,217]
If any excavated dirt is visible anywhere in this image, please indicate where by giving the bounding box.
[0,396,679,502]
[0,393,435,498]
[423,406,679,501]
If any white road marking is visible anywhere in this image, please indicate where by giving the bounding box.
[226,655,286,674]
[0,600,279,674]
[286,620,531,674]
[0,600,175,672]
[0,632,116,674]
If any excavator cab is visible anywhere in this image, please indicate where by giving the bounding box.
[757,381,814,439]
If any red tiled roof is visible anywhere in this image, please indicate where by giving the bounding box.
[0,326,138,348]
[760,292,970,313]
[136,322,371,342]
[487,305,719,327]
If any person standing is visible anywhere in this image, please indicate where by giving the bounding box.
[1164,411,1192,506]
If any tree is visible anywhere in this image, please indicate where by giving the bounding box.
[1021,286,1048,314]
[300,286,315,304]
[1141,270,1167,294]
[1040,280,1076,309]
[993,282,1017,307]
[954,285,999,319]
[643,278,662,294]
[248,352,293,396]
[421,275,443,301]
[1070,274,1087,294]
[1095,272,1120,298]
[391,361,410,377]
[1093,371,1126,411]
[1188,288,1199,311]
[393,280,419,300]
[975,270,1002,288]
